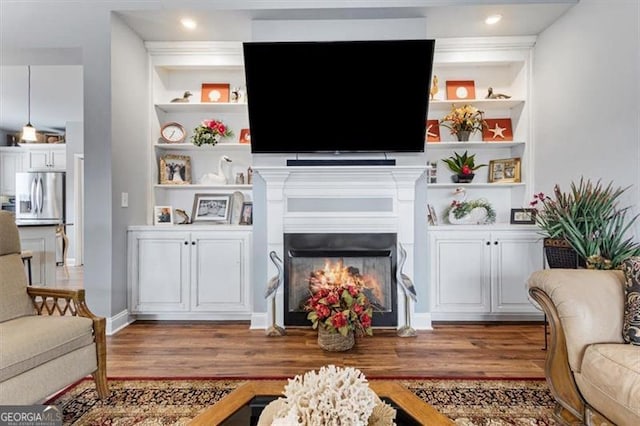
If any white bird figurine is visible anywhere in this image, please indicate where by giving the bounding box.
[397,243,417,302]
[199,155,232,185]
[265,251,286,337]
[397,243,417,337]
[265,251,283,299]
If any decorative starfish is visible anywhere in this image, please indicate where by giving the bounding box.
[488,122,507,139]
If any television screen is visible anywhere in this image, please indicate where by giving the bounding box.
[243,39,435,154]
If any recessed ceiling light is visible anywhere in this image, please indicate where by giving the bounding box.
[181,18,197,30]
[485,14,502,25]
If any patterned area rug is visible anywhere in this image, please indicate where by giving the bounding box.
[47,378,557,425]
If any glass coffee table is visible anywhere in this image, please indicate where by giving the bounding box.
[188,380,453,425]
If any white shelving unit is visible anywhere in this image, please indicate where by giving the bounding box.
[426,37,543,321]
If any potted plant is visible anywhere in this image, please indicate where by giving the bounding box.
[530,178,640,269]
[304,284,373,352]
[440,104,487,141]
[442,151,487,183]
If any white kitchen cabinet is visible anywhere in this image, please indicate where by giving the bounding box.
[429,227,543,321]
[17,225,58,286]
[24,145,66,171]
[128,227,252,319]
[0,147,25,195]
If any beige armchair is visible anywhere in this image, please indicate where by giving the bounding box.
[528,269,639,425]
[0,211,108,404]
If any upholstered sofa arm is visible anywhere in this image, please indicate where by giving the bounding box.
[527,269,625,372]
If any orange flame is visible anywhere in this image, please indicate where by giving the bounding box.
[308,259,385,305]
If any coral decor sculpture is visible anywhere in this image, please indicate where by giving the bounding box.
[258,365,396,426]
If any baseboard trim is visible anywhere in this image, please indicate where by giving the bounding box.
[107,310,133,335]
[250,312,267,330]
[413,312,433,330]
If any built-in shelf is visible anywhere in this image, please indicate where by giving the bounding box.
[428,99,525,111]
[154,143,251,151]
[155,102,247,113]
[154,184,252,190]
[426,141,524,149]
[427,182,526,188]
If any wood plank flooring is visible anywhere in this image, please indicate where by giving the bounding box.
[57,266,548,379]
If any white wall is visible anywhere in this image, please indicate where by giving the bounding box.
[65,120,83,263]
[533,0,640,227]
[111,14,150,317]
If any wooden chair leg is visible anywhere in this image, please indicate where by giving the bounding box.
[92,317,110,399]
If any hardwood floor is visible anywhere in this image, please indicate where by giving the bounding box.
[56,266,547,379]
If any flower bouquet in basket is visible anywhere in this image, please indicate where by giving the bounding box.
[440,104,487,141]
[191,119,233,146]
[304,284,374,338]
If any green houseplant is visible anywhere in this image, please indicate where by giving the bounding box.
[442,151,487,183]
[530,178,640,269]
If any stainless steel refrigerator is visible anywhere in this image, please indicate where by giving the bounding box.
[15,171,65,225]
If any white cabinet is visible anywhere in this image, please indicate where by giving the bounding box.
[146,42,252,224]
[429,227,543,321]
[18,225,58,286]
[0,147,25,195]
[128,227,252,319]
[24,145,66,171]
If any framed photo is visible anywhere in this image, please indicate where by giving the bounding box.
[239,202,253,225]
[201,83,230,103]
[482,118,513,141]
[154,206,174,225]
[446,80,476,100]
[488,157,521,183]
[427,204,438,226]
[239,128,251,144]
[510,208,536,225]
[160,154,192,184]
[192,193,232,224]
[425,119,441,142]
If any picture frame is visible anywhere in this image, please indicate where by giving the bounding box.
[425,119,441,142]
[427,204,438,226]
[192,193,233,224]
[488,157,521,183]
[239,202,253,225]
[201,83,230,103]
[446,80,476,100]
[160,154,192,184]
[239,128,251,144]
[154,206,174,226]
[482,118,513,141]
[510,208,536,225]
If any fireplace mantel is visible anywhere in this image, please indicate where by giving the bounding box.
[254,164,429,331]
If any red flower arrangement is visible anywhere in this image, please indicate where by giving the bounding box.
[191,118,234,146]
[304,284,374,337]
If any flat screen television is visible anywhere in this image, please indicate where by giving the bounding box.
[243,39,435,154]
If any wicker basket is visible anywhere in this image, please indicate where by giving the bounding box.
[318,326,355,352]
[544,238,579,269]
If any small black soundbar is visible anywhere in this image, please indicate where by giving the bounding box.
[286,159,396,166]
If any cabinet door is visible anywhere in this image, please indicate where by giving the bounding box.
[18,226,57,286]
[50,148,66,170]
[129,231,190,312]
[429,231,491,313]
[0,150,25,195]
[26,149,49,170]
[491,231,544,313]
[190,231,251,312]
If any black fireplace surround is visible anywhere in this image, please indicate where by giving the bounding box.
[283,233,397,327]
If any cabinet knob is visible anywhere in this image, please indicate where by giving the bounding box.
[191,241,196,245]
[184,241,188,245]
[485,241,490,246]
[494,241,499,245]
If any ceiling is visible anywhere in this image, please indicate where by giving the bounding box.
[0,1,577,134]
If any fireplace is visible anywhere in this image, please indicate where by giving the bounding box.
[284,233,397,327]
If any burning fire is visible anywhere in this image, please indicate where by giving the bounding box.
[308,259,385,307]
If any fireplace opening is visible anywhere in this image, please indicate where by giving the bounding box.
[284,233,397,327]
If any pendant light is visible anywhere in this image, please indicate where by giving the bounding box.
[22,65,37,142]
